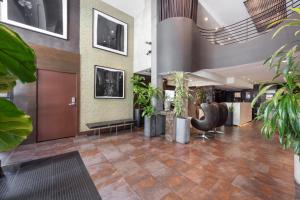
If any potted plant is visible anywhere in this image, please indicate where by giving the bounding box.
[131,75,147,127]
[252,8,300,185]
[0,24,36,177]
[141,84,161,137]
[174,72,190,144]
[192,87,205,118]
[225,104,234,126]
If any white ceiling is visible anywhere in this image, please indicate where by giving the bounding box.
[206,62,281,84]
[102,0,145,17]
[198,0,250,26]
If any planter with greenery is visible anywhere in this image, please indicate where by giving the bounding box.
[131,75,147,127]
[252,8,300,185]
[0,24,36,177]
[174,72,190,144]
[139,84,161,137]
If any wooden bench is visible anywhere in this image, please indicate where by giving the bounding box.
[86,119,136,136]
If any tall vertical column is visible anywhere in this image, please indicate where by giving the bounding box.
[151,0,164,136]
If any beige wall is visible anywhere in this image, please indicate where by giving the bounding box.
[80,0,134,132]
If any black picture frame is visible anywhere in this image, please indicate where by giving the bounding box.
[94,65,125,99]
[0,0,68,39]
[93,9,128,56]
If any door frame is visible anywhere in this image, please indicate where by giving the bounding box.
[37,69,80,142]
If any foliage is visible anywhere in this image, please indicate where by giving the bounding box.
[131,75,161,118]
[130,74,146,109]
[173,72,189,118]
[252,10,300,155]
[141,85,161,118]
[0,24,36,152]
[0,99,33,151]
[192,87,205,106]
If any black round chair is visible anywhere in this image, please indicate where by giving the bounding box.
[191,103,219,140]
[210,103,228,134]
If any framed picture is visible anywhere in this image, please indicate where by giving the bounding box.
[0,0,68,39]
[93,9,128,56]
[94,66,125,99]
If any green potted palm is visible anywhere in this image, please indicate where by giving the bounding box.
[252,8,300,185]
[0,24,36,177]
[174,72,190,144]
[140,84,161,137]
[131,75,147,127]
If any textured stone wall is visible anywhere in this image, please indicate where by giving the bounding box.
[80,0,134,132]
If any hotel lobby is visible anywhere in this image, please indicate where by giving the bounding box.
[0,0,299,199]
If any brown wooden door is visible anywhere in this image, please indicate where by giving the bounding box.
[37,70,78,142]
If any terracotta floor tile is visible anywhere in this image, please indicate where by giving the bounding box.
[3,122,299,200]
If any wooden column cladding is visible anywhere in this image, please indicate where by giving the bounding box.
[158,0,198,23]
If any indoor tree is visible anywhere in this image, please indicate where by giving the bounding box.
[140,82,161,137]
[252,8,300,184]
[0,24,36,176]
[131,74,147,127]
[173,72,190,144]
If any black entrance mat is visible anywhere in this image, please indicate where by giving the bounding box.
[0,151,102,200]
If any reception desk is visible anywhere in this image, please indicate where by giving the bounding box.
[226,102,252,126]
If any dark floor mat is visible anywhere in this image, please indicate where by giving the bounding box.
[0,151,102,200]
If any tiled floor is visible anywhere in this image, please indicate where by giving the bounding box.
[1,122,299,200]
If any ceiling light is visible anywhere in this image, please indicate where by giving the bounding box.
[204,17,208,21]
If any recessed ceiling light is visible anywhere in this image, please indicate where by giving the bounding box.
[204,17,208,21]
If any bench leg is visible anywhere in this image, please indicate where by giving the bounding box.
[116,126,118,135]
[131,124,133,132]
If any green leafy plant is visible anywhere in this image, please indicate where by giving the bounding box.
[130,74,146,109]
[173,72,189,118]
[252,9,300,155]
[0,24,36,152]
[141,85,161,118]
[130,75,161,118]
[192,87,205,106]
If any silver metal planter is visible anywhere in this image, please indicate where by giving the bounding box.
[175,117,190,144]
[144,116,156,137]
[295,154,300,185]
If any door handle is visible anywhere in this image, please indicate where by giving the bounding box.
[68,97,76,106]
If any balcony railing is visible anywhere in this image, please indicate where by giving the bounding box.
[198,0,300,45]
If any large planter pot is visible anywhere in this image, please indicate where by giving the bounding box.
[175,117,190,144]
[144,116,156,137]
[134,109,144,127]
[225,111,233,126]
[295,154,300,185]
